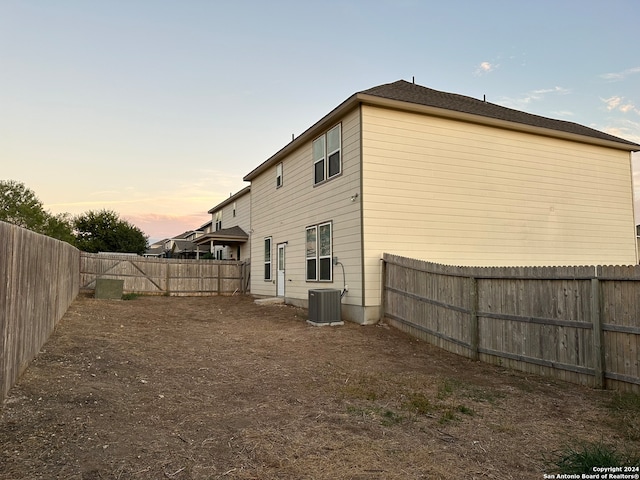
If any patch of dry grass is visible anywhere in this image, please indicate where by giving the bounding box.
[0,294,637,479]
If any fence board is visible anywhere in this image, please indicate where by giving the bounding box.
[1,236,249,404]
[383,253,640,393]
[79,253,247,296]
[1,222,80,403]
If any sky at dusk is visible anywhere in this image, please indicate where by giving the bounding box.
[2,0,639,243]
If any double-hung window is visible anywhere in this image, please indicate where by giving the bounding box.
[306,222,332,281]
[313,124,341,185]
[264,237,272,281]
[276,163,283,188]
[214,211,222,231]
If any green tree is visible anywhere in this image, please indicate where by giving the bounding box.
[73,209,148,254]
[44,212,76,245]
[0,180,75,244]
[0,179,48,230]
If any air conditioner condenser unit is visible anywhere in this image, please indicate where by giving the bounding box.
[307,289,343,326]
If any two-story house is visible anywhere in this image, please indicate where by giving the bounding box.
[145,226,210,259]
[243,80,640,324]
[194,186,251,261]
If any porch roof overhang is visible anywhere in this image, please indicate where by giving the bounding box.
[193,226,249,247]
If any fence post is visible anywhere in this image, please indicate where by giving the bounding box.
[380,257,387,321]
[165,262,170,296]
[469,276,479,361]
[591,275,605,389]
[241,261,250,293]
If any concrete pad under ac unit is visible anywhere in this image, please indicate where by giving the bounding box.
[254,297,285,305]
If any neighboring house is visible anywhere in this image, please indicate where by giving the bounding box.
[144,228,209,259]
[144,238,168,257]
[197,220,214,235]
[164,231,201,259]
[194,185,251,261]
[243,79,640,324]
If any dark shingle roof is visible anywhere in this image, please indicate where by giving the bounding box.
[174,231,196,240]
[244,80,639,182]
[213,226,248,239]
[193,226,249,245]
[172,239,198,252]
[360,80,640,148]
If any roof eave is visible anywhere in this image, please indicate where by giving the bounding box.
[194,235,248,245]
[357,93,640,152]
[207,185,251,214]
[243,91,639,183]
[243,94,361,181]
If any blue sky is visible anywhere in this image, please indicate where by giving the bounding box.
[2,0,639,242]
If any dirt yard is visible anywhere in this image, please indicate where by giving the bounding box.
[1,294,637,479]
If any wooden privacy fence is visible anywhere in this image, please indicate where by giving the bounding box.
[382,253,640,393]
[80,253,249,296]
[0,222,80,403]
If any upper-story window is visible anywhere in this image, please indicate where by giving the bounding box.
[276,162,283,188]
[233,202,237,218]
[313,124,341,185]
[214,211,222,231]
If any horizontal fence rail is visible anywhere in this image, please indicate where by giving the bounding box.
[382,254,640,393]
[80,253,248,296]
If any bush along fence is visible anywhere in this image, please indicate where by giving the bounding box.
[0,222,80,403]
[80,253,250,296]
[382,253,640,393]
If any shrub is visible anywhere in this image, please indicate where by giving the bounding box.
[546,441,639,474]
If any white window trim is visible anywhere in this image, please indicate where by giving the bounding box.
[326,124,341,178]
[313,124,341,185]
[276,162,283,188]
[264,237,272,281]
[306,226,317,281]
[306,221,332,282]
[313,136,325,185]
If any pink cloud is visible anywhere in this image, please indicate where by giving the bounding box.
[603,96,639,114]
[123,212,211,242]
[474,61,497,76]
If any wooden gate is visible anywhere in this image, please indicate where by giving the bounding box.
[80,253,248,296]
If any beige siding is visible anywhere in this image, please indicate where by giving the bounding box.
[209,193,249,230]
[249,108,363,317]
[207,190,251,260]
[218,193,250,232]
[362,105,637,307]
[223,191,251,260]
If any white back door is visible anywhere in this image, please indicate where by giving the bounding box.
[277,243,286,297]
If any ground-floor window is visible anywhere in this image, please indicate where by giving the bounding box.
[306,222,332,281]
[264,237,272,280]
